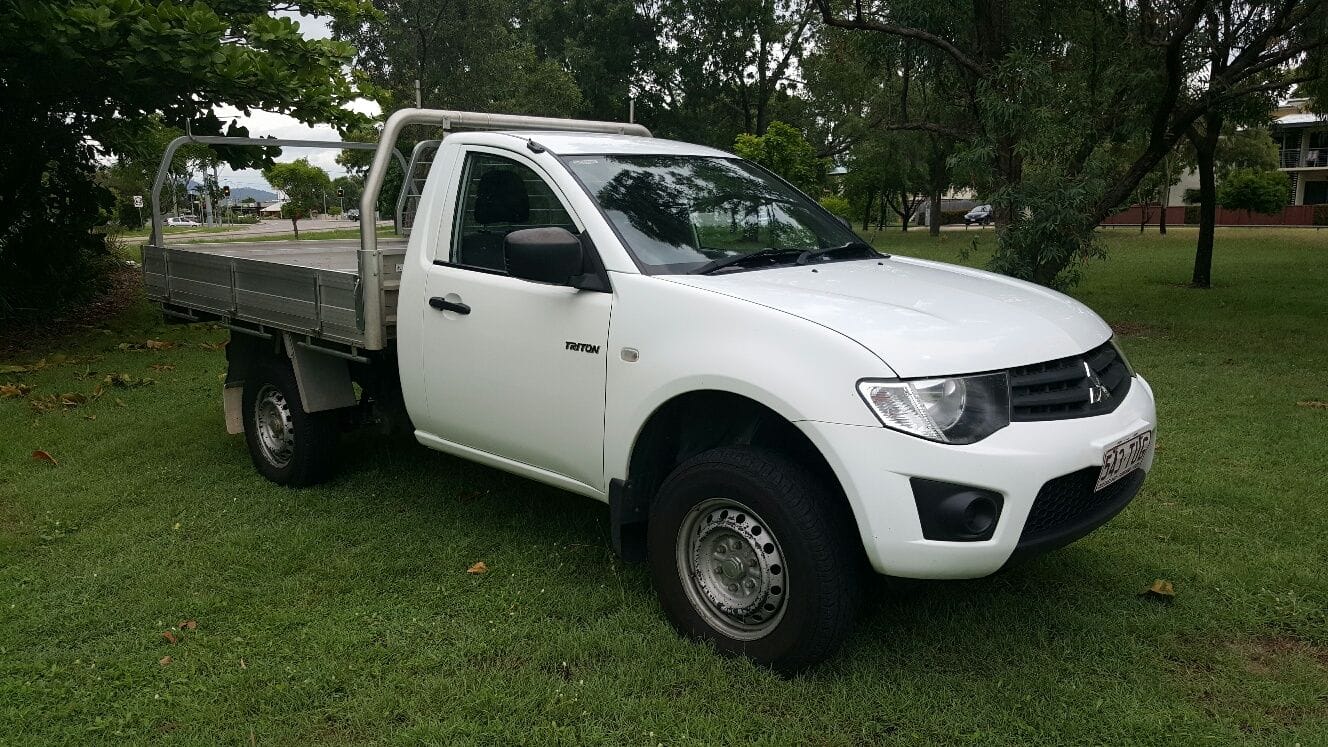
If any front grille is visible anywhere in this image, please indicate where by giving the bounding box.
[1019,467,1141,544]
[1007,341,1131,421]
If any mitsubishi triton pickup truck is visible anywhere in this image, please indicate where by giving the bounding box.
[143,109,1157,671]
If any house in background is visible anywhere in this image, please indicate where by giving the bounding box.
[1272,98,1328,206]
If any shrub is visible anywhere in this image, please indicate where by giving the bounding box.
[818,195,852,220]
[939,209,969,225]
[1314,204,1328,226]
[1217,169,1291,215]
[1184,205,1200,224]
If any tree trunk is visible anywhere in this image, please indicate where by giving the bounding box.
[861,186,875,231]
[1159,157,1170,235]
[291,217,300,240]
[1190,112,1222,288]
[878,193,887,231]
[928,188,942,237]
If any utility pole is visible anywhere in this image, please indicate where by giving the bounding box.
[415,79,422,108]
[629,96,635,124]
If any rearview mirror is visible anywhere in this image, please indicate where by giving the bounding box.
[504,227,584,285]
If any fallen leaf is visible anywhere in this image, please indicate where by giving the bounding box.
[239,658,247,670]
[159,655,172,666]
[0,383,33,398]
[0,364,30,374]
[104,373,156,389]
[1296,400,1328,410]
[144,339,174,350]
[90,384,104,399]
[114,398,126,407]
[1140,579,1176,603]
[467,561,488,575]
[197,341,226,351]
[161,630,178,645]
[149,364,176,372]
[172,522,181,531]
[179,619,198,630]
[84,414,97,421]
[31,450,58,466]
[59,393,86,408]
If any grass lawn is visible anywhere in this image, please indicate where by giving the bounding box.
[2,227,1326,743]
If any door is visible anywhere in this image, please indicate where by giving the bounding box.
[417,148,611,490]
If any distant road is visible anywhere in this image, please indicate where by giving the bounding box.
[208,217,366,237]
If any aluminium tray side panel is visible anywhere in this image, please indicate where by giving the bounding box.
[143,242,393,347]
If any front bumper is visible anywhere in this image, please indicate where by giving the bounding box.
[797,376,1157,579]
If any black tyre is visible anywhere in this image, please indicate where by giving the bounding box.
[647,446,862,673]
[241,361,340,486]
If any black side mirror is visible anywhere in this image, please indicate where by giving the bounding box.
[504,227,584,285]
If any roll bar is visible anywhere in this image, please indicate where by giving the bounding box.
[149,135,408,248]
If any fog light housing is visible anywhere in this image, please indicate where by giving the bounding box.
[910,478,1004,541]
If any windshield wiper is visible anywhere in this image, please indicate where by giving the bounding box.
[691,248,804,275]
[796,240,882,265]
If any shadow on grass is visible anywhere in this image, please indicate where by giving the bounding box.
[284,428,1146,678]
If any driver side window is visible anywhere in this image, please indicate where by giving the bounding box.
[450,152,576,272]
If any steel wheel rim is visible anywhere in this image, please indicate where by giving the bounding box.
[676,497,787,640]
[254,384,295,468]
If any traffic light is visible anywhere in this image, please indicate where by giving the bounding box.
[222,185,231,198]
[337,187,344,198]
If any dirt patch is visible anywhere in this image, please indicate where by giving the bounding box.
[0,264,143,358]
[1231,634,1328,675]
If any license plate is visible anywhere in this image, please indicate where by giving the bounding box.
[1096,429,1153,492]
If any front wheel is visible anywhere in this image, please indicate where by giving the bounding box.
[241,362,340,486]
[647,447,863,673]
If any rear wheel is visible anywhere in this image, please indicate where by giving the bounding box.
[242,362,340,486]
[647,447,862,673]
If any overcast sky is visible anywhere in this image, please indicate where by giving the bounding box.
[214,12,381,194]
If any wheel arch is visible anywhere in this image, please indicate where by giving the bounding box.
[611,389,856,563]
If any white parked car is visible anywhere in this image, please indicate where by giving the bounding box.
[165,216,202,227]
[144,111,1157,672]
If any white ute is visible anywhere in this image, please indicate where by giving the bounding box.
[144,110,1156,672]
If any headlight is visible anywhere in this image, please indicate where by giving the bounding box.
[857,373,1010,444]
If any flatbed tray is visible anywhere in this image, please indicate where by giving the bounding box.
[143,238,407,347]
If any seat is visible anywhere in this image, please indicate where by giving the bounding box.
[459,170,530,271]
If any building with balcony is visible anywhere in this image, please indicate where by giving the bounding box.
[1272,98,1328,206]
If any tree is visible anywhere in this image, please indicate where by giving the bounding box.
[733,122,824,194]
[647,0,816,144]
[816,0,1328,288]
[263,160,333,239]
[334,0,583,117]
[0,0,371,319]
[1218,168,1292,215]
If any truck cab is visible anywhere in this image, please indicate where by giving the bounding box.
[148,111,1156,672]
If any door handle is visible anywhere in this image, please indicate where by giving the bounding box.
[429,297,471,315]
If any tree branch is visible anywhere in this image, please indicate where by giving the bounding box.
[813,0,988,78]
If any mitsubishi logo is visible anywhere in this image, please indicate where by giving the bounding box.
[1084,361,1111,405]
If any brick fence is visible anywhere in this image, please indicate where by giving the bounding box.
[1101,204,1324,227]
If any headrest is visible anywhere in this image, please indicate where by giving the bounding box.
[474,169,530,224]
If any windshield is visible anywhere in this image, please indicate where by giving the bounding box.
[563,155,862,274]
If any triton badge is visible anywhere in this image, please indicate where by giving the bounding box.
[565,341,601,354]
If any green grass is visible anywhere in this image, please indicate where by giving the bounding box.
[2,227,1326,743]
